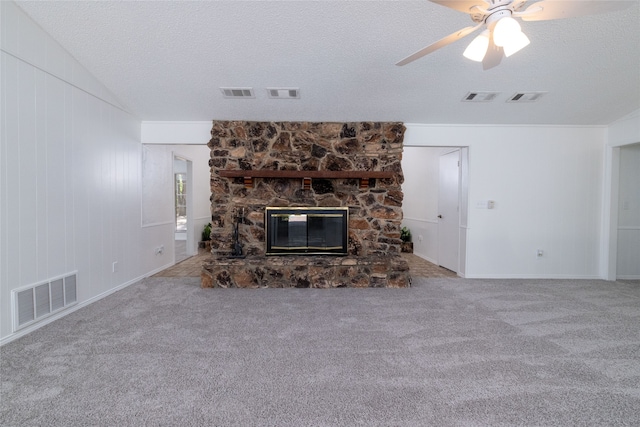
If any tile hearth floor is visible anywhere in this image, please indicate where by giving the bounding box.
[153,251,458,279]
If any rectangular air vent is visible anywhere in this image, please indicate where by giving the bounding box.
[267,87,300,99]
[507,92,547,102]
[220,87,255,99]
[13,272,78,331]
[462,91,500,102]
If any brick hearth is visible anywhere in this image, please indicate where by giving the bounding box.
[202,255,410,288]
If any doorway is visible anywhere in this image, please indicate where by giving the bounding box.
[173,155,193,263]
[401,146,468,276]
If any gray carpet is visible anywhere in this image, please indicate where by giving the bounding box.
[1,277,639,426]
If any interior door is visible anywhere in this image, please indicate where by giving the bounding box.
[438,150,460,272]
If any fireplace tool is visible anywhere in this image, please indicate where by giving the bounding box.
[230,207,245,258]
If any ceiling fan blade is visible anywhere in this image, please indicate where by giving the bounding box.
[482,33,503,70]
[517,0,634,22]
[429,0,489,14]
[396,24,482,66]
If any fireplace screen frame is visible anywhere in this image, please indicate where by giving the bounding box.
[265,207,349,256]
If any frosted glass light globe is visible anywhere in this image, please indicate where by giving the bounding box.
[463,30,490,62]
[493,17,521,47]
[504,31,531,57]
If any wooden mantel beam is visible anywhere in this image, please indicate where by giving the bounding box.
[218,170,394,179]
[218,169,394,189]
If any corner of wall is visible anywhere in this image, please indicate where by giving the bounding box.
[607,109,640,147]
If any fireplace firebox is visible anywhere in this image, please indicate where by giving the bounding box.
[265,207,348,255]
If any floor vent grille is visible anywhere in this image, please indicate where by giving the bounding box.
[13,273,78,331]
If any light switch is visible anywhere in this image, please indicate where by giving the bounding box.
[476,200,495,209]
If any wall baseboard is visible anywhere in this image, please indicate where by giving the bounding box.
[464,274,602,280]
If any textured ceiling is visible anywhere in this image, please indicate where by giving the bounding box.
[15,0,640,125]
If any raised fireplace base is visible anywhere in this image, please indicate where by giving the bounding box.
[201,255,410,288]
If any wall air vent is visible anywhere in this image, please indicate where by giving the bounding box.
[462,91,500,102]
[507,92,547,102]
[267,88,300,99]
[220,87,255,99]
[12,272,78,331]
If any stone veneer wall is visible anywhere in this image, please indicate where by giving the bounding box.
[203,121,410,288]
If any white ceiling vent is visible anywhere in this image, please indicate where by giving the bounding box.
[462,92,500,102]
[507,92,547,103]
[267,88,300,99]
[220,87,255,99]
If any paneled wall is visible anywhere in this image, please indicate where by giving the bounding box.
[0,2,165,343]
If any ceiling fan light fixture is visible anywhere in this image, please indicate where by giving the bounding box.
[463,30,490,62]
[503,31,530,57]
[397,0,633,69]
[493,16,521,47]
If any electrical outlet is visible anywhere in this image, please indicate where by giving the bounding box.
[112,261,118,273]
[537,249,544,257]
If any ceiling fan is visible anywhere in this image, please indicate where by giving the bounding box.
[396,0,633,70]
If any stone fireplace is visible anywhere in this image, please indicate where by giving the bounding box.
[201,121,410,288]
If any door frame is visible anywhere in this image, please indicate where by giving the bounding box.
[603,142,640,280]
[172,154,196,260]
[403,145,469,277]
[602,146,620,280]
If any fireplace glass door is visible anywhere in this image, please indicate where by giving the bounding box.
[266,207,348,255]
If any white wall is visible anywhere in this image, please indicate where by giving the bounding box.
[404,124,607,278]
[0,2,170,343]
[141,121,211,145]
